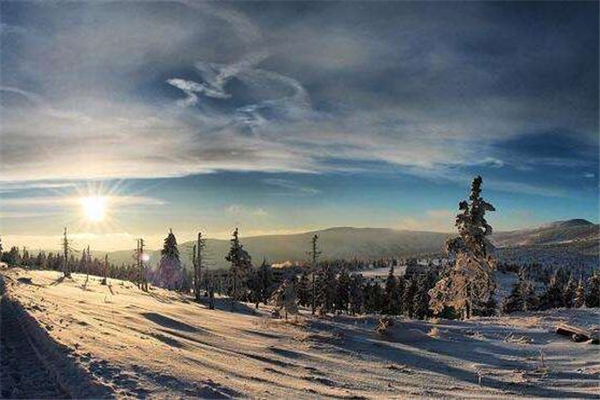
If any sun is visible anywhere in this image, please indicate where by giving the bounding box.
[80,196,107,222]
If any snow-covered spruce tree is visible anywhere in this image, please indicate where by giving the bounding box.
[429,176,497,319]
[157,229,183,290]
[335,267,351,314]
[383,265,400,315]
[297,269,311,307]
[225,228,253,310]
[573,278,586,308]
[270,277,299,320]
[585,271,600,308]
[349,273,365,315]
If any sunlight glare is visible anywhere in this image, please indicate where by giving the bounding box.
[80,196,107,222]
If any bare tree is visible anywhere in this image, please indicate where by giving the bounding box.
[62,227,72,278]
[308,234,321,315]
[192,232,206,301]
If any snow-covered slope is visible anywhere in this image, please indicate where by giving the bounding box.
[492,219,599,247]
[2,267,598,399]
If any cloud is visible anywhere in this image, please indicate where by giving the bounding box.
[0,1,596,199]
[224,204,268,217]
[263,179,320,196]
[397,209,455,232]
[1,195,165,208]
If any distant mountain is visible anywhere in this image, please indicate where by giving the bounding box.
[491,219,599,247]
[102,219,599,270]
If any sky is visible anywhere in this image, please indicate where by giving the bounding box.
[0,1,598,251]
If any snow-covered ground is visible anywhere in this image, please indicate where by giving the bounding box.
[2,267,598,399]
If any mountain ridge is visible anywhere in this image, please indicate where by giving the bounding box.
[100,219,598,269]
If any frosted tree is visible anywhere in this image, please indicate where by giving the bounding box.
[429,176,497,319]
[157,229,183,290]
[270,277,298,320]
[226,228,253,310]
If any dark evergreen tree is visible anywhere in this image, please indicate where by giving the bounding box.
[297,269,311,307]
[502,277,525,314]
[225,228,253,309]
[413,274,432,320]
[315,264,337,314]
[349,274,365,315]
[563,275,576,308]
[335,267,351,314]
[573,278,586,308]
[248,259,275,308]
[540,273,564,310]
[383,266,399,315]
[403,276,418,318]
[585,271,600,308]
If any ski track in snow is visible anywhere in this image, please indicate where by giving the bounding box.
[1,267,599,399]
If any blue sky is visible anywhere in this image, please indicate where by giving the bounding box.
[0,1,598,250]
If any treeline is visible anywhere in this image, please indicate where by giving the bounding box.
[0,244,144,283]
[502,267,600,313]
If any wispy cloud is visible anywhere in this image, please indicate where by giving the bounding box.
[0,1,596,201]
[224,204,268,217]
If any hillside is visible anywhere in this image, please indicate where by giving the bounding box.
[109,228,452,270]
[492,219,599,247]
[2,267,599,399]
[101,220,599,270]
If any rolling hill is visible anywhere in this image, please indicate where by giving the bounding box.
[104,219,599,270]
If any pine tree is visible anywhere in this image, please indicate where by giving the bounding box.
[383,266,399,315]
[157,229,183,290]
[502,277,525,314]
[585,271,600,308]
[413,274,432,320]
[349,274,364,315]
[315,264,336,315]
[297,269,311,307]
[403,276,418,318]
[248,259,275,308]
[574,278,586,308]
[429,176,497,319]
[225,228,253,310]
[539,273,564,310]
[563,275,576,308]
[521,277,539,311]
[336,267,351,314]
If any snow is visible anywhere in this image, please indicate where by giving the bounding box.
[2,267,599,399]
